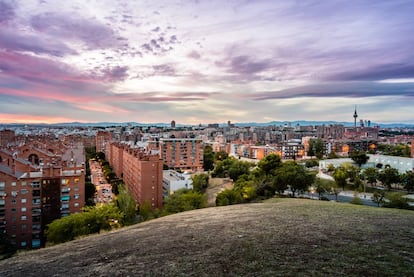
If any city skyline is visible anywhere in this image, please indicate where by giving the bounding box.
[1,0,414,124]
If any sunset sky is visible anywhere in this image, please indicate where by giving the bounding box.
[1,0,414,125]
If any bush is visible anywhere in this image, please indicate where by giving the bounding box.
[384,193,412,210]
[350,196,363,205]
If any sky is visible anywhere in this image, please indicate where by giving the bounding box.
[1,0,414,125]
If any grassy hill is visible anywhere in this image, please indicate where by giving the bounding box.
[1,199,414,276]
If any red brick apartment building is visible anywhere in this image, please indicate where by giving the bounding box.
[105,142,163,210]
[0,132,85,249]
[159,138,203,172]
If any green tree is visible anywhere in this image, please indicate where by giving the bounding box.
[139,200,152,222]
[378,167,400,190]
[192,173,209,193]
[371,191,385,207]
[349,151,369,167]
[363,167,379,186]
[116,185,137,225]
[383,192,411,209]
[333,166,348,190]
[216,189,243,206]
[96,151,105,161]
[163,189,207,214]
[203,145,214,171]
[308,139,325,159]
[228,160,251,181]
[402,171,414,192]
[85,181,97,206]
[257,154,282,176]
[314,178,335,200]
[214,150,229,161]
[46,204,123,245]
[274,161,315,197]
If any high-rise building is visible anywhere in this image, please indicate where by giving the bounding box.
[0,143,85,249]
[171,120,176,128]
[105,142,163,210]
[159,138,203,172]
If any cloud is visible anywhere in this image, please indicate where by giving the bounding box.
[250,81,414,100]
[152,64,176,76]
[0,1,15,24]
[187,51,201,59]
[30,12,124,49]
[326,63,414,81]
[0,30,76,57]
[99,66,129,82]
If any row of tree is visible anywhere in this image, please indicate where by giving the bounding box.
[331,162,414,192]
[215,154,316,206]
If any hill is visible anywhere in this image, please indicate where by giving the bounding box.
[1,199,414,276]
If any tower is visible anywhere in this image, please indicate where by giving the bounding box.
[353,106,358,128]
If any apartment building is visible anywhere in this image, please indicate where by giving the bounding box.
[0,143,85,249]
[105,142,163,210]
[159,138,203,172]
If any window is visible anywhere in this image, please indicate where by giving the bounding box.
[74,203,79,207]
[21,189,28,195]
[11,199,16,205]
[21,215,27,220]
[0,182,5,189]
[21,207,26,212]
[11,208,16,212]
[21,181,26,186]
[21,241,27,247]
[11,182,16,187]
[74,194,80,199]
[21,198,27,203]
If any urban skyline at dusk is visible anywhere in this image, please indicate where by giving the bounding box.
[1,0,414,124]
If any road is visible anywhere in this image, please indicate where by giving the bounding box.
[89,160,114,204]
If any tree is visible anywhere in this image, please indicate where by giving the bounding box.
[203,145,214,171]
[192,173,209,193]
[96,151,105,161]
[363,167,379,186]
[116,185,137,225]
[371,191,385,207]
[214,151,228,161]
[228,160,251,181]
[402,171,414,192]
[314,178,335,200]
[274,161,315,197]
[378,167,400,190]
[163,189,207,214]
[46,204,123,245]
[333,166,348,190]
[257,154,282,176]
[383,192,411,209]
[216,189,243,206]
[349,151,369,167]
[139,200,152,222]
[85,181,97,206]
[308,139,324,159]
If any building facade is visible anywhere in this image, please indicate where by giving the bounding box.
[159,138,203,172]
[0,143,85,249]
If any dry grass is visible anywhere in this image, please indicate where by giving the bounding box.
[1,199,414,276]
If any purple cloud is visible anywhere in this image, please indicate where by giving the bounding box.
[0,1,15,24]
[30,13,124,49]
[100,66,129,82]
[251,82,414,100]
[187,51,201,59]
[152,64,176,76]
[327,63,414,81]
[0,30,76,57]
